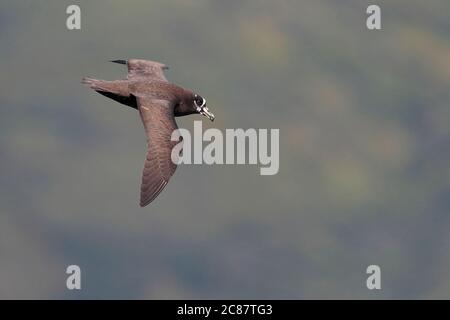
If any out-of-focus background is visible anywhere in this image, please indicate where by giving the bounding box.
[1,0,449,299]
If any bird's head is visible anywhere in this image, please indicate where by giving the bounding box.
[193,94,215,121]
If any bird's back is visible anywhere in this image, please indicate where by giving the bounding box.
[129,80,185,102]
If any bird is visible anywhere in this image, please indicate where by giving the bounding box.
[82,58,215,207]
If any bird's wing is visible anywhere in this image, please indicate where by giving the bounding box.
[122,59,169,82]
[137,97,180,206]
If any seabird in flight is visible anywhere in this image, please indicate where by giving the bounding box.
[82,59,214,207]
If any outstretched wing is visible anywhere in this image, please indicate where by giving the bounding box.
[112,59,169,82]
[137,97,180,207]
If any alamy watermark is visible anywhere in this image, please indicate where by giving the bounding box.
[171,121,279,176]
[67,4,382,31]
[366,265,381,290]
[66,265,81,290]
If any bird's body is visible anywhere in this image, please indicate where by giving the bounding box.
[82,59,214,207]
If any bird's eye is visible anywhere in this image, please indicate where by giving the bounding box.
[194,95,204,107]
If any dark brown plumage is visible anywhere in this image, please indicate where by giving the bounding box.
[82,59,214,207]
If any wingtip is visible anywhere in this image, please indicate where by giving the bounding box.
[139,200,148,207]
[110,59,127,65]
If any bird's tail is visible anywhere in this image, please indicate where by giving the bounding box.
[81,77,132,107]
[81,77,116,93]
[82,77,102,90]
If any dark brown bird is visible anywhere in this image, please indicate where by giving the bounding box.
[82,59,214,207]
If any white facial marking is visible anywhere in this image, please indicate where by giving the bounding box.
[195,95,206,109]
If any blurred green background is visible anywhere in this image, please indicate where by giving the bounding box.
[1,0,449,299]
